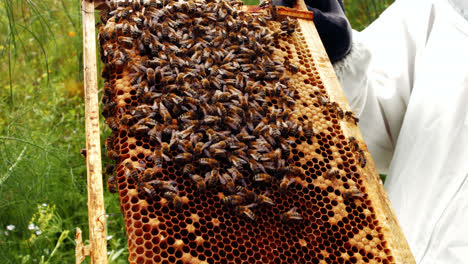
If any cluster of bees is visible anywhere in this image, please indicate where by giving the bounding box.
[99,0,362,223]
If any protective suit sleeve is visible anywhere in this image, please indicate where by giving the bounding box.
[335,0,434,173]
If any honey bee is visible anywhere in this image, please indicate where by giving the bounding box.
[135,81,148,98]
[98,26,111,41]
[235,204,256,221]
[253,121,267,137]
[142,30,152,47]
[249,159,265,174]
[117,36,134,49]
[279,177,295,192]
[159,102,172,123]
[161,22,170,38]
[148,126,160,143]
[80,148,87,159]
[206,128,226,143]
[250,151,263,161]
[325,169,339,179]
[190,174,206,192]
[129,124,150,136]
[318,96,330,106]
[175,153,193,163]
[183,163,194,176]
[124,162,140,181]
[142,185,158,200]
[204,169,220,186]
[146,68,155,85]
[99,9,110,24]
[103,45,114,60]
[303,121,315,139]
[358,149,367,168]
[344,111,359,124]
[225,116,241,131]
[254,173,273,183]
[281,207,303,223]
[280,142,291,158]
[202,115,222,126]
[107,149,119,160]
[222,194,244,206]
[199,158,218,168]
[161,141,173,155]
[262,148,281,162]
[105,164,115,175]
[349,136,359,151]
[213,91,230,102]
[193,142,209,159]
[283,165,302,176]
[107,117,119,131]
[120,114,134,126]
[152,148,164,168]
[236,132,255,142]
[253,192,275,206]
[147,179,178,194]
[107,175,118,193]
[142,168,155,182]
[285,17,298,34]
[219,173,236,193]
[121,23,130,36]
[285,60,299,73]
[343,189,366,200]
[178,111,196,123]
[163,191,183,209]
[130,24,141,39]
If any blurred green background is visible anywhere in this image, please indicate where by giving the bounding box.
[0,0,392,263]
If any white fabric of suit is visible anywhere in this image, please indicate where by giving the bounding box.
[334,0,468,263]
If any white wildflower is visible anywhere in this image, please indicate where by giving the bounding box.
[36,230,42,236]
[6,225,15,231]
[106,235,113,240]
[28,223,39,230]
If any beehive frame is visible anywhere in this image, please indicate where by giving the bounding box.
[90,0,416,263]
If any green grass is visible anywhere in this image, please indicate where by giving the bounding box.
[345,0,394,31]
[0,0,392,263]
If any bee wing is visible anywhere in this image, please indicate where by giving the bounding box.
[162,153,171,162]
[245,203,257,209]
[218,173,227,185]
[203,141,213,149]
[288,177,296,185]
[143,187,152,195]
[136,160,146,171]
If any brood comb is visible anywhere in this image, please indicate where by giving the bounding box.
[98,0,415,263]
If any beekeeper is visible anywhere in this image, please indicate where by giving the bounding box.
[275,0,468,262]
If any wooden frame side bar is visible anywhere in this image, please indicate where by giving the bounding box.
[81,0,108,263]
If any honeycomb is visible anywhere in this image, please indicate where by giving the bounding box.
[98,0,413,263]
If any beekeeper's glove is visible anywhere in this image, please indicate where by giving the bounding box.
[272,0,352,63]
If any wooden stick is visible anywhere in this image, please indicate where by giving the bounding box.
[81,0,108,263]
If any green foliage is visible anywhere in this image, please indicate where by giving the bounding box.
[0,0,391,263]
[344,0,394,31]
[0,0,126,262]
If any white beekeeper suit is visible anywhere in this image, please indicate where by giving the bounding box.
[334,0,468,263]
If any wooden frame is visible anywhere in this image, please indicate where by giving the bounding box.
[81,0,107,263]
[78,0,415,262]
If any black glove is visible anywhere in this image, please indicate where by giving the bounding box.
[272,0,352,63]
